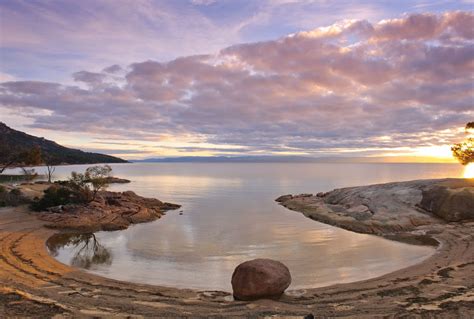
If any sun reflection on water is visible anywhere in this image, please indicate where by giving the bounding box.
[464,163,474,178]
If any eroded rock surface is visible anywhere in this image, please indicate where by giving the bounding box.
[38,190,180,231]
[231,258,291,301]
[276,178,474,238]
[420,185,474,221]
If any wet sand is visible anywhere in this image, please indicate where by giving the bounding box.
[1,182,474,317]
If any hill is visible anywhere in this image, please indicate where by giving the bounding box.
[0,122,127,165]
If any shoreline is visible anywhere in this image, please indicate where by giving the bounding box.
[1,179,473,317]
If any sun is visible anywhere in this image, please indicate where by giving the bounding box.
[464,163,474,179]
[410,145,455,162]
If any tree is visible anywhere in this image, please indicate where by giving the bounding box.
[20,167,38,181]
[45,164,56,183]
[67,165,113,203]
[68,171,92,202]
[0,146,43,174]
[24,146,42,166]
[452,122,474,166]
[43,154,60,183]
[85,165,112,201]
[451,138,474,165]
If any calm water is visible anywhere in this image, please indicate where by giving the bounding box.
[39,163,466,291]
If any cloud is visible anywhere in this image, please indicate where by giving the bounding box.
[0,0,243,82]
[72,71,107,86]
[190,0,218,5]
[2,0,472,83]
[102,65,123,74]
[1,11,473,157]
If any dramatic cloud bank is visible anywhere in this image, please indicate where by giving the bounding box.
[1,11,473,158]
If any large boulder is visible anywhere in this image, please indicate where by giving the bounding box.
[231,258,291,300]
[420,186,474,222]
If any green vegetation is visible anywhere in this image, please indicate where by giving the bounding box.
[0,174,31,183]
[452,138,473,166]
[31,165,113,211]
[31,184,85,211]
[65,165,112,203]
[84,165,113,201]
[0,186,30,207]
[451,122,474,166]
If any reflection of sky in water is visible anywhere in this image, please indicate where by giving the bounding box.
[48,163,464,291]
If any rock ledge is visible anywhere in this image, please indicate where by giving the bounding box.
[38,190,180,232]
[276,178,474,241]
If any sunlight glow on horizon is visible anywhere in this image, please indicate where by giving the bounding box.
[464,163,474,179]
[411,145,454,160]
[1,4,472,160]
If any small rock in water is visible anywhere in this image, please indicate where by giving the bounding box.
[231,258,291,301]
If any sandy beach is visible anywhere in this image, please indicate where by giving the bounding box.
[2,3,473,316]
[1,179,473,318]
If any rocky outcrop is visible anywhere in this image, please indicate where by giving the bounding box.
[420,185,474,221]
[276,178,474,239]
[275,194,293,202]
[38,191,180,232]
[231,258,291,301]
[54,176,131,185]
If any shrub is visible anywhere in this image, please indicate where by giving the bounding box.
[31,165,114,211]
[30,185,85,212]
[0,187,30,207]
[66,165,112,202]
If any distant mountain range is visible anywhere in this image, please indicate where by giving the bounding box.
[0,122,127,164]
[132,155,455,164]
[133,156,381,163]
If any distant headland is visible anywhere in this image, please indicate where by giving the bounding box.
[0,122,127,165]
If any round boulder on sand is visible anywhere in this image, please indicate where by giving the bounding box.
[231,258,291,300]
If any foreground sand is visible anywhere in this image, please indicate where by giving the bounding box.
[1,180,474,317]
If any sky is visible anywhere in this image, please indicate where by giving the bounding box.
[0,0,473,160]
